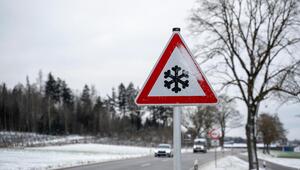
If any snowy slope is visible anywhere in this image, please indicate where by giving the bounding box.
[0,144,153,170]
[257,151,300,169]
[199,156,248,170]
[240,151,300,169]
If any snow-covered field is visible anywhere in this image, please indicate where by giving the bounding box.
[199,156,249,170]
[224,143,276,148]
[0,144,153,170]
[257,151,300,169]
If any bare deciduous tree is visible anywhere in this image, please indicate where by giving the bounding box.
[191,106,217,138]
[215,95,243,148]
[189,0,300,169]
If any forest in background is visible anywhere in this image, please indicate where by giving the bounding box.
[0,71,174,143]
[1,71,289,150]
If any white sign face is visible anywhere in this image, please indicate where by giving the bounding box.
[135,32,218,105]
[148,46,205,97]
[211,139,219,147]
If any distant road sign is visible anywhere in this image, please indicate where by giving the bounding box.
[209,129,220,140]
[211,139,219,147]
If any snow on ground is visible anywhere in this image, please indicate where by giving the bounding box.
[0,144,153,170]
[199,156,248,170]
[182,147,193,153]
[181,147,229,153]
[208,147,230,152]
[257,151,300,169]
[224,143,276,148]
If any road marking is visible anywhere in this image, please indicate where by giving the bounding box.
[161,159,169,162]
[141,163,151,167]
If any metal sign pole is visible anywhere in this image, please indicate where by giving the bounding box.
[173,106,182,170]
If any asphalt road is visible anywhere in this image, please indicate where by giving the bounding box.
[61,149,297,170]
[62,151,232,170]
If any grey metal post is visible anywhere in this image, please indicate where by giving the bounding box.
[173,106,182,170]
[172,27,182,170]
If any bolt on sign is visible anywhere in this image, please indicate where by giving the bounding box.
[135,30,218,105]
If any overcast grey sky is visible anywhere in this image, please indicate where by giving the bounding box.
[0,0,299,140]
[0,0,195,93]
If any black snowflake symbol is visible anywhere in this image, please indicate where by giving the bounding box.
[164,65,189,93]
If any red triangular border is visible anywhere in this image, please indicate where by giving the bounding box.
[135,32,218,105]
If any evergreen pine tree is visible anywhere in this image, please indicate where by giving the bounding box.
[60,80,74,134]
[80,85,93,133]
[44,73,61,133]
[126,82,141,131]
[118,83,126,117]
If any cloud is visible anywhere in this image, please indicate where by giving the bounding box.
[0,0,299,140]
[0,0,195,92]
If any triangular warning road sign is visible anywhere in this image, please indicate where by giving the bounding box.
[135,30,218,105]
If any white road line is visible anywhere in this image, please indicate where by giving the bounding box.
[141,163,151,167]
[161,159,169,162]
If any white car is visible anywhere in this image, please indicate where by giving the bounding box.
[154,144,173,157]
[193,138,207,153]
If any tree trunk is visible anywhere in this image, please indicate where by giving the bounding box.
[246,105,259,170]
[64,109,68,134]
[3,107,7,130]
[48,98,51,133]
[267,144,270,154]
[220,127,225,148]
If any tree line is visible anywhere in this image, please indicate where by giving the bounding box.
[0,71,286,148]
[1,71,246,145]
[0,72,173,140]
